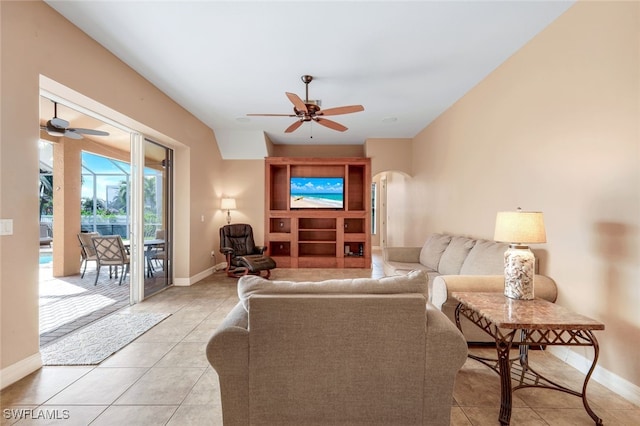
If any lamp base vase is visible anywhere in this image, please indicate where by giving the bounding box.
[503,245,535,300]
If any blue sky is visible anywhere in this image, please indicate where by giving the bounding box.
[290,177,344,194]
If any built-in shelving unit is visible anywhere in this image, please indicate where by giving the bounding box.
[265,157,371,268]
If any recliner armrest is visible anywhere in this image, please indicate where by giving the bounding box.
[220,247,235,256]
[254,246,267,254]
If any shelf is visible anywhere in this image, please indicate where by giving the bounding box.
[344,218,365,233]
[269,164,288,211]
[269,217,291,233]
[299,242,336,257]
[347,165,366,211]
[299,217,336,230]
[344,242,365,257]
[269,241,290,256]
[344,233,366,242]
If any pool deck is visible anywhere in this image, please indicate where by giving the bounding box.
[39,249,130,347]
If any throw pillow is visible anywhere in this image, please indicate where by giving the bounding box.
[419,234,452,270]
[237,269,428,311]
[437,236,476,275]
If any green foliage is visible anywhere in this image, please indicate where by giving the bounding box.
[39,171,53,218]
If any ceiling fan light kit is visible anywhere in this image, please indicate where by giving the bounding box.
[248,75,364,134]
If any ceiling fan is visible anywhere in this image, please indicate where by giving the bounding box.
[42,101,110,140]
[248,75,364,133]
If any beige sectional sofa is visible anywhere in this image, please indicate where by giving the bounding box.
[383,234,558,342]
[207,271,467,426]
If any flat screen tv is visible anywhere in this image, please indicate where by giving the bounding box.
[290,177,344,209]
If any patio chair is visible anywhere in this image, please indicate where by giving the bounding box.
[77,232,99,278]
[149,229,165,269]
[92,235,130,286]
[39,223,53,246]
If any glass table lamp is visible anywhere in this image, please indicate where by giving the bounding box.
[494,209,546,300]
[221,198,237,224]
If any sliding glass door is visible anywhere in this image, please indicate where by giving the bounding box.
[143,139,172,298]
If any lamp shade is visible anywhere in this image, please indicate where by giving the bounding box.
[494,211,546,244]
[221,198,237,210]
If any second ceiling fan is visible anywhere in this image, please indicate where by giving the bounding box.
[248,75,364,133]
[42,101,110,140]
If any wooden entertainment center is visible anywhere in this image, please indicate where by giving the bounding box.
[265,157,371,268]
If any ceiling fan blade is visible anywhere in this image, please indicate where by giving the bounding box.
[69,128,110,136]
[284,120,303,133]
[314,118,348,132]
[63,130,84,140]
[318,105,364,116]
[286,92,308,114]
[50,117,69,129]
[247,113,297,117]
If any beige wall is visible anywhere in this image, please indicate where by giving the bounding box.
[365,138,413,176]
[217,160,266,248]
[401,1,639,387]
[1,1,224,380]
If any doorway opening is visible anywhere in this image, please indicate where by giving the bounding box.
[38,95,174,348]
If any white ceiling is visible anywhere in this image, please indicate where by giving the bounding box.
[45,0,574,158]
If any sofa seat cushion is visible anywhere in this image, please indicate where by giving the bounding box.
[383,260,433,276]
[419,234,451,270]
[438,236,476,275]
[238,269,428,310]
[459,239,509,275]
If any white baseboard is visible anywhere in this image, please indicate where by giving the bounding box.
[173,267,214,286]
[547,346,640,406]
[0,352,42,390]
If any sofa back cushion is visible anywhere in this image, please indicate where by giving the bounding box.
[247,294,427,424]
[419,234,451,270]
[438,236,476,275]
[459,239,509,275]
[238,269,428,310]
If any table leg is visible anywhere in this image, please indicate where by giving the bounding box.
[497,337,515,425]
[582,330,604,425]
[145,246,154,278]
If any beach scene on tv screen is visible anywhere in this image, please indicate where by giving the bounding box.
[290,177,344,208]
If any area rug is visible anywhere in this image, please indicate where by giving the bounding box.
[41,311,170,365]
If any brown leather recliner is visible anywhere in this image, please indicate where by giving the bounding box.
[219,224,276,278]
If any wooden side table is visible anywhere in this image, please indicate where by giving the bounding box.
[453,292,605,426]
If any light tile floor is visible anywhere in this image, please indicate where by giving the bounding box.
[3,252,638,425]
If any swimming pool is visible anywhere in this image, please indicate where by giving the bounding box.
[39,253,53,264]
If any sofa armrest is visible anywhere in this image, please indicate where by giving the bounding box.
[424,303,467,369]
[383,246,422,263]
[206,302,249,426]
[423,303,468,425]
[431,274,558,310]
